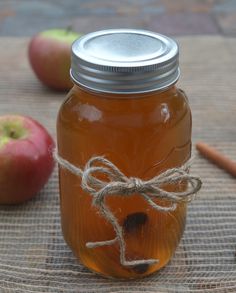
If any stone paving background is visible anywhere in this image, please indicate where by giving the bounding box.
[0,0,235,37]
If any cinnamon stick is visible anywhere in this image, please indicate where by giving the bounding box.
[196,142,236,177]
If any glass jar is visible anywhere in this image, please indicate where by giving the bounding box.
[57,29,192,279]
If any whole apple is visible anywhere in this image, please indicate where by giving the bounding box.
[28,28,81,91]
[0,115,55,204]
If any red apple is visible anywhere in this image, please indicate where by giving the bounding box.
[28,28,81,91]
[0,115,55,204]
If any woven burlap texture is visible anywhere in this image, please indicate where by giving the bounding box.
[0,36,236,292]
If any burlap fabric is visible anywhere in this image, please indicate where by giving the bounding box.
[0,36,236,292]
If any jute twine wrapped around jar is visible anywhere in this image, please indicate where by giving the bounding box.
[54,151,202,268]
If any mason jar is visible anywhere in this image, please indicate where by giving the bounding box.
[57,29,193,279]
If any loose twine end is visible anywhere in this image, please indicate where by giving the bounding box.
[54,149,202,269]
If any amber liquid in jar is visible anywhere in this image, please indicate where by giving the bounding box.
[57,85,191,279]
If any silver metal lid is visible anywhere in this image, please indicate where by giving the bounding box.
[71,29,180,94]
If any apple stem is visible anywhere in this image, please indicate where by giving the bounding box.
[9,129,16,139]
[66,25,73,35]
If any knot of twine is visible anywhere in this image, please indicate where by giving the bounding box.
[54,151,202,268]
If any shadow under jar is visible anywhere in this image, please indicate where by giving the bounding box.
[57,29,192,279]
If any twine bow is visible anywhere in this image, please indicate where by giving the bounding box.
[54,151,202,268]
